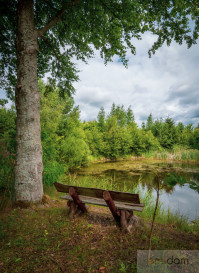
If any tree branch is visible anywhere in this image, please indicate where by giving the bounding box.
[37,0,79,37]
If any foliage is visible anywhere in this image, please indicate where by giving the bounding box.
[83,121,104,157]
[84,104,199,160]
[39,80,66,185]
[0,104,16,203]
[189,128,199,149]
[1,93,199,196]
[1,0,199,99]
[58,104,90,169]
[39,80,90,184]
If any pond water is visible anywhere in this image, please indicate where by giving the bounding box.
[71,159,199,221]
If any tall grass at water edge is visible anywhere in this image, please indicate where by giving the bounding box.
[144,148,199,163]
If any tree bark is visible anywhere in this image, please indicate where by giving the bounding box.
[15,0,43,204]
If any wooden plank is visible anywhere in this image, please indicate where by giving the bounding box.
[54,182,140,204]
[60,194,144,212]
[103,190,120,225]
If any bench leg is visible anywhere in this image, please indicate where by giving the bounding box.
[103,190,137,231]
[67,200,84,218]
[120,210,128,230]
[103,190,120,226]
[67,200,77,217]
[69,187,88,213]
[118,210,134,231]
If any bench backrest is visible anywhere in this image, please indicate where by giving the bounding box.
[54,182,140,204]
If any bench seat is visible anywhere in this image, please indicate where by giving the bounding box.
[61,194,144,212]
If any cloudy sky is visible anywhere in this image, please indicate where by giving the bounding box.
[1,32,198,127]
[73,33,199,127]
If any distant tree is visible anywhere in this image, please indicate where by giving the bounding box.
[103,116,130,159]
[97,107,106,132]
[141,130,160,152]
[179,123,194,147]
[161,117,178,148]
[146,114,153,131]
[186,124,194,132]
[142,122,146,130]
[84,121,104,157]
[115,105,127,127]
[126,106,135,125]
[176,122,185,145]
[110,103,116,117]
[177,122,185,133]
[190,128,199,149]
[58,103,90,169]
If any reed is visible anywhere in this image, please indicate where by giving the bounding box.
[143,148,199,163]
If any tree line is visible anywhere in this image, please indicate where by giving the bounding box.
[85,105,199,158]
[1,81,198,193]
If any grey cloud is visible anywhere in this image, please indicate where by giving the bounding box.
[189,106,199,119]
[75,86,111,110]
[167,83,199,107]
[73,33,199,127]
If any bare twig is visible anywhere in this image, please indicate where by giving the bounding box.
[148,176,160,261]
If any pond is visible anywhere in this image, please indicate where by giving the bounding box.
[69,159,199,221]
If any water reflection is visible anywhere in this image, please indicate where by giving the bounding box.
[72,159,199,220]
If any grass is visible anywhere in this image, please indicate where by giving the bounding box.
[0,199,199,273]
[138,193,199,234]
[143,148,199,163]
[1,161,198,272]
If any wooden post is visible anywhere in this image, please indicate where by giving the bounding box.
[69,187,88,213]
[67,200,77,217]
[120,210,128,230]
[103,190,120,226]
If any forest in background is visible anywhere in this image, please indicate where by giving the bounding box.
[1,80,199,196]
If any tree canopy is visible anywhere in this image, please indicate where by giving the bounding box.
[1,0,199,99]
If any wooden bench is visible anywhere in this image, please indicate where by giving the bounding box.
[54,182,144,232]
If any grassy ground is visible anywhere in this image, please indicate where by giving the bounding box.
[0,196,199,273]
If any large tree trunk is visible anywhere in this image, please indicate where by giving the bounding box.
[15,0,43,204]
